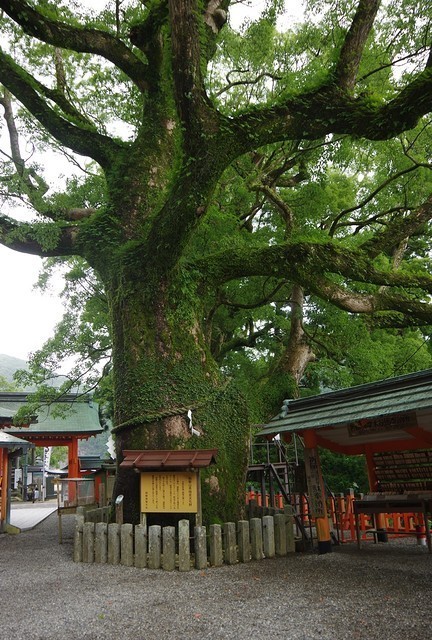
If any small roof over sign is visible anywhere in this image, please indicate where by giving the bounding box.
[120,449,218,470]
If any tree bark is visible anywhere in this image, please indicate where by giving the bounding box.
[105,258,249,524]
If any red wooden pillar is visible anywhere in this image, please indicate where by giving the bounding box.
[365,446,387,541]
[303,429,332,554]
[68,438,80,478]
[365,446,378,491]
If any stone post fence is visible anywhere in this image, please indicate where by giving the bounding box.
[73,506,296,570]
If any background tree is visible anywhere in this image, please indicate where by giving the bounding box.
[2,0,432,521]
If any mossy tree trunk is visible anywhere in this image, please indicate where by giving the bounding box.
[102,254,250,524]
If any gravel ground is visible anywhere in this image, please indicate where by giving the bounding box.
[1,512,431,640]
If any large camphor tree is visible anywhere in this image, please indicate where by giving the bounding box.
[2,0,432,522]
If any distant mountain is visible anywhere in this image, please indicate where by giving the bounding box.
[0,353,69,390]
[79,429,112,459]
[0,354,29,384]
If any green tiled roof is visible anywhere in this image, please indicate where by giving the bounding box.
[259,368,432,437]
[0,431,34,451]
[0,393,102,436]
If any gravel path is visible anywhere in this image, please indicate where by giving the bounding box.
[1,512,431,640]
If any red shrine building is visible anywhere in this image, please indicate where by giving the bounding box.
[0,392,103,532]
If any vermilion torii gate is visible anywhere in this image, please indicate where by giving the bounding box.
[259,369,432,553]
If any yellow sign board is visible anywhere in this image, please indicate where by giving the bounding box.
[140,472,198,513]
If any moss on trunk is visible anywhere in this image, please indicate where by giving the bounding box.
[105,256,250,524]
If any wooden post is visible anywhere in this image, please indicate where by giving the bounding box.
[107,523,121,565]
[0,449,8,532]
[58,510,63,545]
[250,517,263,560]
[68,438,80,479]
[82,522,95,563]
[274,513,287,556]
[73,514,84,562]
[365,446,378,491]
[195,470,202,526]
[364,447,387,543]
[262,515,275,558]
[284,504,296,553]
[194,525,207,569]
[303,430,332,554]
[260,472,266,510]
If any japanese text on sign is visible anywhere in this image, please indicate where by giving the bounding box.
[140,472,198,513]
[304,448,326,518]
[348,411,417,437]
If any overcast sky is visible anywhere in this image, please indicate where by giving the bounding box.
[0,246,64,361]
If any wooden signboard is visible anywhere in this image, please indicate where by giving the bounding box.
[140,471,198,513]
[304,448,326,518]
[348,411,417,437]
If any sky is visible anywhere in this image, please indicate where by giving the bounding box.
[0,245,64,361]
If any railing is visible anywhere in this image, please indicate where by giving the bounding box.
[330,492,429,545]
[246,488,429,546]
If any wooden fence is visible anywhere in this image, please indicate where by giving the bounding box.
[73,507,296,570]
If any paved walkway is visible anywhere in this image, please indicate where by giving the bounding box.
[10,499,58,531]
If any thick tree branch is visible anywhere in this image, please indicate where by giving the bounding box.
[0,214,78,257]
[278,284,316,384]
[0,89,32,181]
[196,241,432,326]
[252,183,294,235]
[333,0,381,92]
[228,67,432,157]
[0,0,149,92]
[168,0,219,143]
[0,87,53,217]
[0,49,124,168]
[302,272,432,324]
[204,0,228,35]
